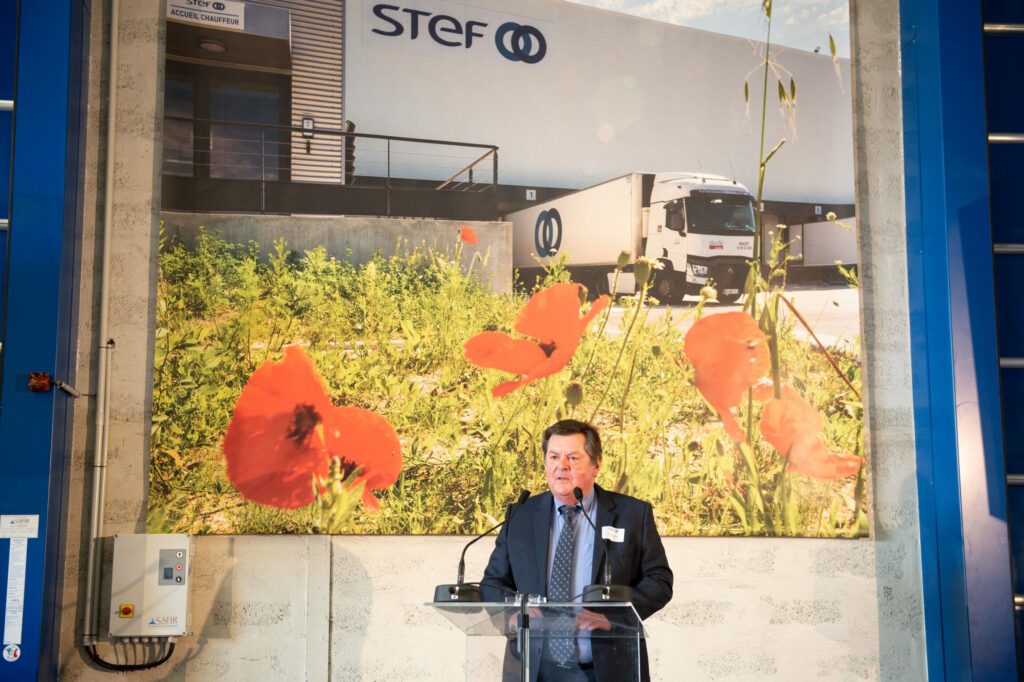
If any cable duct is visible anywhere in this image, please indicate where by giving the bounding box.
[81,0,118,649]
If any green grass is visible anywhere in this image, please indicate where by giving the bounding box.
[149,229,865,537]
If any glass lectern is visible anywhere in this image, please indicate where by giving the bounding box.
[426,598,645,681]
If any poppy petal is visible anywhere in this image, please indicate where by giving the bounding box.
[513,283,608,342]
[322,405,403,493]
[223,412,331,508]
[231,345,334,418]
[223,346,334,508]
[719,410,747,443]
[223,346,403,511]
[759,393,823,456]
[464,283,609,397]
[684,312,770,442]
[787,432,862,479]
[464,332,550,376]
[361,488,382,511]
[757,389,858,480]
[460,226,478,244]
[512,282,581,341]
[491,377,534,398]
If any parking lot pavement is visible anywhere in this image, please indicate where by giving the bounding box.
[605,283,861,346]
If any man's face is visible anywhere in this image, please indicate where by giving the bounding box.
[545,433,600,506]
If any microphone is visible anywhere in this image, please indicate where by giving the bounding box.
[573,486,632,603]
[433,490,530,602]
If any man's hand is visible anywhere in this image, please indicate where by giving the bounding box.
[507,606,543,632]
[575,609,612,631]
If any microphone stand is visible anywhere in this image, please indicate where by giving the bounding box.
[434,490,530,602]
[573,487,632,603]
[519,592,532,682]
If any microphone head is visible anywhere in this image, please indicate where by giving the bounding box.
[517,490,531,504]
[573,487,583,501]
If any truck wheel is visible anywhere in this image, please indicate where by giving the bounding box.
[574,274,607,301]
[588,273,609,299]
[652,272,681,304]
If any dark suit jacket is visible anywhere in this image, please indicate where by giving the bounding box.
[481,485,673,681]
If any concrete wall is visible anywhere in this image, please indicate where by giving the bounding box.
[58,0,165,677]
[159,212,514,293]
[55,1,926,680]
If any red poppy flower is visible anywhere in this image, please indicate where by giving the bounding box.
[460,226,478,244]
[786,432,862,479]
[223,346,402,509]
[758,385,861,479]
[758,387,821,456]
[320,405,403,511]
[684,312,770,442]
[464,282,610,397]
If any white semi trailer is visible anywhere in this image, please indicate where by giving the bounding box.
[790,216,858,267]
[507,172,757,303]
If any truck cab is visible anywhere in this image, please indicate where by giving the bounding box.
[643,173,756,303]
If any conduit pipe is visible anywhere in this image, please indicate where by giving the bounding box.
[82,0,119,647]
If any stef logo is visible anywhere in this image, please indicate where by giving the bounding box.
[370,3,548,65]
[534,208,562,257]
[494,22,546,64]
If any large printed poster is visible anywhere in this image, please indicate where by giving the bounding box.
[149,0,864,537]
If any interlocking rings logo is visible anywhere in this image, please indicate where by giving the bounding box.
[494,22,547,64]
[534,208,562,257]
[369,5,549,65]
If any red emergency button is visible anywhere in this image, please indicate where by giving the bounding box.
[119,604,134,618]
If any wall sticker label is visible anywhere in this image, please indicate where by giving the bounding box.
[167,0,246,31]
[0,516,38,539]
[3,538,27,646]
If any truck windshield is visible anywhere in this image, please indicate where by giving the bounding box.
[685,193,756,235]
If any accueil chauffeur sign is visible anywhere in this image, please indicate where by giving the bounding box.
[167,0,246,31]
[362,0,551,67]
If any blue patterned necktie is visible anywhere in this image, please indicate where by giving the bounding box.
[549,504,579,664]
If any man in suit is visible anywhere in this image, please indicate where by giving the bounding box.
[481,420,673,682]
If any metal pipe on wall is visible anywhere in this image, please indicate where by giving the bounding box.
[81,0,118,647]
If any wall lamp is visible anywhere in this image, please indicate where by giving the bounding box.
[198,39,227,54]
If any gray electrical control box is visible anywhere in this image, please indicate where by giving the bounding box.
[109,534,191,638]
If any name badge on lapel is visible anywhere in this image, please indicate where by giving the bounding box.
[601,526,625,542]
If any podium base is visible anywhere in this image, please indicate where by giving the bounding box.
[582,583,632,603]
[434,583,483,602]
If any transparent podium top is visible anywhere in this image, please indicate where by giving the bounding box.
[425,600,646,639]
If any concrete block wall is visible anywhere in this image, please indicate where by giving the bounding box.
[55,0,927,679]
[159,212,513,294]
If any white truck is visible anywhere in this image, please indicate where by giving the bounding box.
[507,172,757,303]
